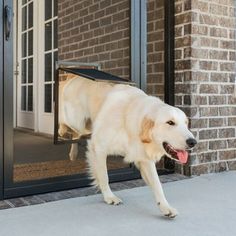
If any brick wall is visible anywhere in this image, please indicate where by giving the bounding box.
[175,0,236,175]
[57,0,236,176]
[58,0,130,80]
[147,0,165,99]
[58,0,165,97]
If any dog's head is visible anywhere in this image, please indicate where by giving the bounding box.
[139,104,197,164]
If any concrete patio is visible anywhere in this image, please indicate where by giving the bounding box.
[0,171,235,236]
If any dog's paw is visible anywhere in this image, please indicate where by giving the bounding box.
[159,203,178,218]
[104,195,123,205]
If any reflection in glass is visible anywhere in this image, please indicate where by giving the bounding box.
[28,2,33,29]
[21,86,27,111]
[28,30,33,56]
[28,85,33,111]
[44,84,52,113]
[22,6,27,31]
[28,58,33,83]
[45,22,52,51]
[54,20,58,49]
[54,51,58,66]
[45,53,52,81]
[54,0,58,17]
[22,33,27,57]
[45,0,52,21]
[21,59,27,83]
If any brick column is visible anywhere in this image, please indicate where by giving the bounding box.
[175,0,236,175]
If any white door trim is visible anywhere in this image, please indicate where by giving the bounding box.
[14,0,57,134]
[38,0,57,135]
[16,0,35,130]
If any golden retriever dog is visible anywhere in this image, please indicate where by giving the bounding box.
[58,76,114,160]
[59,78,197,218]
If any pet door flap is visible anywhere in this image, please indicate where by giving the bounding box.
[54,61,135,144]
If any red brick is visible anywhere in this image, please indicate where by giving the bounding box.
[219,150,236,160]
[199,129,218,140]
[199,84,218,94]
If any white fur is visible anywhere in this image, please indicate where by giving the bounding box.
[60,79,195,218]
[59,77,113,159]
[86,84,194,218]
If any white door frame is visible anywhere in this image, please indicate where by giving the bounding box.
[14,0,56,134]
[16,0,36,130]
[38,0,57,135]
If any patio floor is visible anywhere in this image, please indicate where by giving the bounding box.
[0,171,235,236]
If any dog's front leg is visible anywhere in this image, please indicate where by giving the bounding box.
[138,160,178,218]
[87,141,123,205]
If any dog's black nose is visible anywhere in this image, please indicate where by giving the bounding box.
[186,138,197,148]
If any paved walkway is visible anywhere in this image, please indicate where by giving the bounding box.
[0,171,235,236]
[0,173,187,209]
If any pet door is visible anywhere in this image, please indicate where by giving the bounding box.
[54,61,135,144]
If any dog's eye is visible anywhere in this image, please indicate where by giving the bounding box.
[166,121,175,126]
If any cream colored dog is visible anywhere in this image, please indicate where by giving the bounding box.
[59,78,197,218]
[58,76,113,160]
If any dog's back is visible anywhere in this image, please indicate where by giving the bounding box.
[59,77,113,137]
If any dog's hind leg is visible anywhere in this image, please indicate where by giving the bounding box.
[69,144,78,161]
[137,160,178,218]
[86,141,123,205]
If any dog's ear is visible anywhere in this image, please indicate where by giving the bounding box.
[139,117,155,143]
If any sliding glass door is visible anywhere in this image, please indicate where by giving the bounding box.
[1,0,141,199]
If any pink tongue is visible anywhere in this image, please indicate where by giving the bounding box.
[176,150,188,164]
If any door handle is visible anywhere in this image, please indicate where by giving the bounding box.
[4,5,12,41]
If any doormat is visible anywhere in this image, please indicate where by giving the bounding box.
[14,159,128,182]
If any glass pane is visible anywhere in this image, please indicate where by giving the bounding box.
[28,2,33,29]
[22,6,27,31]
[54,51,58,68]
[44,84,52,113]
[13,0,131,185]
[54,0,58,17]
[21,86,27,111]
[45,0,52,21]
[28,58,33,83]
[21,59,27,84]
[45,53,52,81]
[28,30,33,56]
[28,85,33,111]
[53,19,58,49]
[22,32,27,57]
[45,22,52,51]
